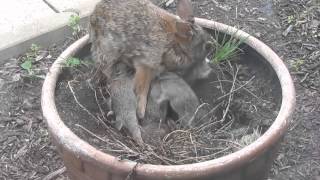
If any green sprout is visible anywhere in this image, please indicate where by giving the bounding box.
[291,59,305,71]
[68,14,81,36]
[65,57,82,68]
[20,44,40,75]
[30,43,40,53]
[287,15,295,24]
[21,59,33,74]
[211,30,248,64]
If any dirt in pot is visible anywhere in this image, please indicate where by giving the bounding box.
[55,43,281,165]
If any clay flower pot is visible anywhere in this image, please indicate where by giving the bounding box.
[41,18,295,180]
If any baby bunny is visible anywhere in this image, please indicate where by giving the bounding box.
[109,65,206,145]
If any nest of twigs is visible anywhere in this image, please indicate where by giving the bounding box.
[75,115,246,165]
[60,60,268,165]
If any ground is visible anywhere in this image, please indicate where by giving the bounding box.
[0,0,319,179]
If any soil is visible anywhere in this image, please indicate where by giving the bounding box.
[0,0,319,179]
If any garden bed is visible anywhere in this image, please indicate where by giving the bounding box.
[0,0,319,179]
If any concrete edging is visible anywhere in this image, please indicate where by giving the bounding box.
[0,5,93,62]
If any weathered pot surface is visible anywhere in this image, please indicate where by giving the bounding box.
[41,18,295,180]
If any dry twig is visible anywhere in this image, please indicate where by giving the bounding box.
[220,63,239,123]
[42,167,66,180]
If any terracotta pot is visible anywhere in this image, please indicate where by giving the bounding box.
[41,18,295,180]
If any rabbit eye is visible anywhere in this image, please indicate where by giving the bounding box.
[204,41,214,52]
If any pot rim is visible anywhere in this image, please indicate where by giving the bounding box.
[41,18,295,178]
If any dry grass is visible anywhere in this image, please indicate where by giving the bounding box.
[65,62,266,165]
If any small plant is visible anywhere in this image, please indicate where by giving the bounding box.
[210,29,248,64]
[30,43,40,53]
[291,59,305,71]
[20,43,40,75]
[68,14,81,37]
[65,57,82,68]
[287,15,295,24]
[21,59,33,74]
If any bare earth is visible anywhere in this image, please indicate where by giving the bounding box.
[0,0,319,179]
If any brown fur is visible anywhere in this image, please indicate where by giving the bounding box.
[90,0,213,119]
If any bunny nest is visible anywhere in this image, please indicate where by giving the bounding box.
[56,60,278,165]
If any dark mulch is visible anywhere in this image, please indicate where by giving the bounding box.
[0,0,319,179]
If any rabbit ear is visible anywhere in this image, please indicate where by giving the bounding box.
[175,21,193,42]
[177,0,195,23]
